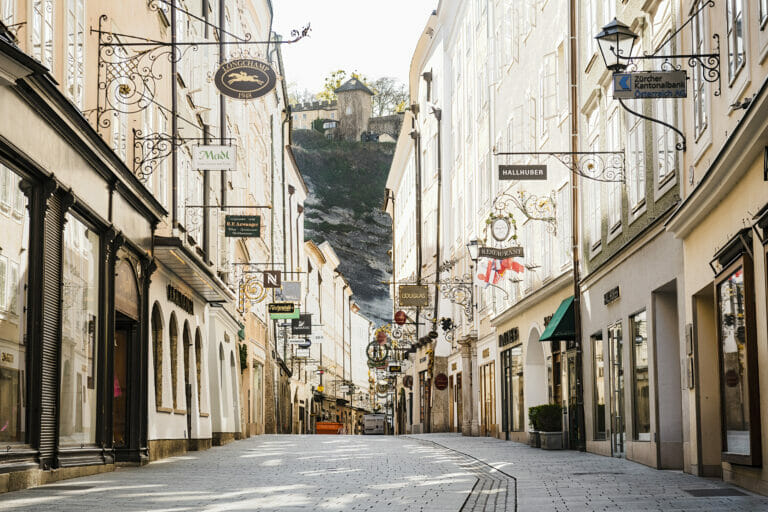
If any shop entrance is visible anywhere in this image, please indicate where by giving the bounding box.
[609,323,625,457]
[113,315,134,447]
[564,346,584,450]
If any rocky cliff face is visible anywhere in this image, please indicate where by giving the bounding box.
[291,130,393,325]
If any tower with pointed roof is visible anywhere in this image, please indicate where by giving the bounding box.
[334,77,374,141]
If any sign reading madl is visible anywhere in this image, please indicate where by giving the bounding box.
[499,164,547,181]
[399,285,430,307]
[613,71,687,99]
[192,145,236,170]
[225,215,260,237]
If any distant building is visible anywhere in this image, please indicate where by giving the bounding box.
[290,77,403,142]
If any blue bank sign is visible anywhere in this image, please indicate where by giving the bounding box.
[613,71,687,99]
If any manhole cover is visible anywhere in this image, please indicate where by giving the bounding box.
[684,488,748,497]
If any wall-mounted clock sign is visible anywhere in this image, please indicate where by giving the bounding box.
[491,217,511,242]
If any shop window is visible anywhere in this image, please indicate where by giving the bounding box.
[169,313,178,409]
[0,165,29,446]
[59,213,99,446]
[510,345,524,431]
[151,303,164,408]
[716,254,761,465]
[592,334,606,440]
[480,361,496,435]
[418,370,426,425]
[631,311,650,441]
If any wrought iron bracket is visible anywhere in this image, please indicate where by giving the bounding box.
[618,98,686,151]
[488,187,557,235]
[494,151,625,183]
[133,130,236,182]
[438,274,474,323]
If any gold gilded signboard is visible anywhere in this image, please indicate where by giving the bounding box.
[398,285,430,307]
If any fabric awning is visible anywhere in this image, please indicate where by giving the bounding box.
[540,296,575,342]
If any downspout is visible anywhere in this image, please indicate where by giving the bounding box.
[219,0,226,210]
[432,108,442,322]
[568,0,586,451]
[296,205,303,272]
[410,113,422,345]
[288,185,295,271]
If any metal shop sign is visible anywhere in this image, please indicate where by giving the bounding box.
[478,246,524,260]
[295,348,310,359]
[263,270,281,288]
[269,302,298,319]
[398,285,430,307]
[613,71,687,99]
[604,286,621,305]
[276,281,301,301]
[225,215,260,238]
[388,363,402,374]
[291,314,312,335]
[167,285,194,314]
[214,58,277,100]
[192,145,236,170]
[499,164,548,181]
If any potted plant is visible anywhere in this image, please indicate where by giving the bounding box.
[528,405,543,447]
[538,404,564,450]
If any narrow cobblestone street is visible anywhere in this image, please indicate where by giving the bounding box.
[1,434,767,511]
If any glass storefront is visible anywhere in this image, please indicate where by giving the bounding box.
[718,267,751,456]
[592,334,606,440]
[609,323,625,456]
[510,346,524,431]
[59,213,100,446]
[480,361,495,435]
[631,311,650,441]
[0,164,28,445]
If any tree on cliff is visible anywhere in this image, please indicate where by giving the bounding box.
[316,69,369,102]
[370,77,408,117]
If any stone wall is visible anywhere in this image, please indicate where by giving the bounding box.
[367,114,403,141]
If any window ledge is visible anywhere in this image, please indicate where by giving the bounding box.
[156,406,173,414]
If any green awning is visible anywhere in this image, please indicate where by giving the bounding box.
[540,297,575,342]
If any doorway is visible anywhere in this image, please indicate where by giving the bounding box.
[565,348,584,450]
[183,324,192,440]
[609,322,625,457]
[113,314,135,448]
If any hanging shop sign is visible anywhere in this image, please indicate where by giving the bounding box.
[292,314,312,335]
[214,58,277,100]
[167,284,194,314]
[394,310,407,325]
[398,285,430,307]
[276,281,301,301]
[612,70,687,100]
[225,215,260,237]
[263,270,281,288]
[269,302,298,319]
[498,164,548,181]
[491,218,511,242]
[434,373,449,390]
[340,385,350,393]
[604,286,621,305]
[289,338,308,345]
[296,348,311,359]
[478,246,524,260]
[403,375,413,388]
[192,145,236,170]
[388,363,402,374]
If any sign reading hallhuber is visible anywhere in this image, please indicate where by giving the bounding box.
[214,58,277,100]
[613,71,687,99]
[224,215,260,238]
[399,285,430,307]
[192,145,236,170]
[499,164,547,181]
[478,246,524,259]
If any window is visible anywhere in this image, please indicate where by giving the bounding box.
[691,4,709,139]
[480,362,496,435]
[540,52,557,121]
[510,345,524,431]
[593,334,606,440]
[631,311,650,441]
[0,164,10,207]
[654,46,677,185]
[60,213,99,446]
[587,140,601,245]
[1,0,14,25]
[716,255,761,465]
[151,304,163,408]
[726,0,745,82]
[627,106,646,209]
[31,0,54,67]
[0,256,6,310]
[606,110,621,229]
[761,0,768,27]
[66,0,85,108]
[602,0,616,26]
[584,0,598,58]
[169,314,178,409]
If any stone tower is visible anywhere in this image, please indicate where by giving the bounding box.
[334,78,374,141]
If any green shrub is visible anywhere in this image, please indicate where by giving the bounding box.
[537,404,562,432]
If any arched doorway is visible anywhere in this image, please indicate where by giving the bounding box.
[169,314,178,409]
[113,258,140,448]
[195,328,203,414]
[151,304,164,409]
[183,322,191,439]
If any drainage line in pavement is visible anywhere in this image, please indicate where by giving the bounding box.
[403,436,518,512]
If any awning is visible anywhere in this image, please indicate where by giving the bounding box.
[540,296,575,342]
[154,236,235,303]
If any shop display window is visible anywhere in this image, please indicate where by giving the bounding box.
[592,334,606,440]
[631,311,650,441]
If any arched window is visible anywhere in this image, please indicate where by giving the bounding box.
[151,303,164,407]
[195,328,203,411]
[182,322,191,410]
[169,313,178,409]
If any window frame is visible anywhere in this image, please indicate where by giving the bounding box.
[592,333,607,441]
[691,3,710,141]
[715,255,762,466]
[726,0,746,84]
[630,310,651,442]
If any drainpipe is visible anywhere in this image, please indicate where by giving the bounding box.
[410,113,422,345]
[569,0,586,452]
[431,107,442,322]
[296,204,303,272]
[288,185,295,271]
[219,0,227,211]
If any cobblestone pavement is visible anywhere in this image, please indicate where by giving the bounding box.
[2,434,768,511]
[411,433,768,512]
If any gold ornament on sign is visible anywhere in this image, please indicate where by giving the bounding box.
[118,84,131,96]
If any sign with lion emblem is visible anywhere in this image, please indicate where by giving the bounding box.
[214,58,277,100]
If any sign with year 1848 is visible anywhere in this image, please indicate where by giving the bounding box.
[214,58,277,100]
[225,215,260,238]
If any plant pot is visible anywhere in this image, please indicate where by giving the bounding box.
[528,431,541,448]
[540,431,563,450]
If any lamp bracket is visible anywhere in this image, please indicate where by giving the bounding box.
[618,98,686,152]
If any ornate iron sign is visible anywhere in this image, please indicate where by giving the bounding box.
[214,58,277,100]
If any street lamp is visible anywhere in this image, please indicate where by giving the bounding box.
[465,237,479,264]
[595,18,638,72]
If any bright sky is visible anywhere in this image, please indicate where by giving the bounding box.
[273,0,438,95]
